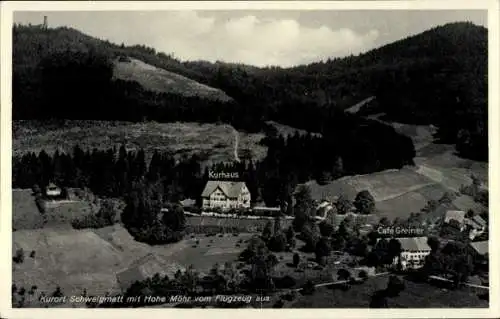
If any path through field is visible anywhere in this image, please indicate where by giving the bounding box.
[233,127,240,162]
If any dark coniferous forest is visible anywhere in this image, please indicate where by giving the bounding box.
[12,21,487,161]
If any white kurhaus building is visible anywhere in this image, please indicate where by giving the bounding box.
[201,180,251,210]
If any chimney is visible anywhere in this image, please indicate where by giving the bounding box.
[43,16,48,29]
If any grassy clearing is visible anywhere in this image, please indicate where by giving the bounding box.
[12,225,254,307]
[290,275,488,308]
[266,121,322,138]
[113,58,232,102]
[165,234,254,273]
[12,227,125,300]
[306,168,435,203]
[13,189,97,230]
[13,121,267,166]
[12,189,44,230]
[186,216,293,233]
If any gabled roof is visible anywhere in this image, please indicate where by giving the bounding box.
[396,237,431,252]
[47,182,59,189]
[470,241,488,256]
[472,215,487,228]
[444,210,466,224]
[201,181,247,198]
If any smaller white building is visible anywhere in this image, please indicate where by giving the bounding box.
[393,236,432,271]
[45,183,61,197]
[444,210,467,231]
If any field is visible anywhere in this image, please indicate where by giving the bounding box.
[12,223,255,307]
[12,190,44,230]
[13,189,97,231]
[113,58,232,102]
[290,275,488,308]
[304,114,488,221]
[13,121,267,166]
[186,216,293,233]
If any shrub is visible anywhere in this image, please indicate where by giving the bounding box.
[293,253,300,268]
[301,280,316,295]
[12,284,17,294]
[52,286,64,298]
[13,248,24,264]
[35,197,46,214]
[276,275,296,289]
[71,214,110,229]
[18,287,26,296]
[281,291,297,301]
[29,250,36,258]
[358,270,368,280]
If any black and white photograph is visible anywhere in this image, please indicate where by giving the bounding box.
[1,0,498,316]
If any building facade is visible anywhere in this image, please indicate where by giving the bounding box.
[201,181,251,210]
[393,237,432,271]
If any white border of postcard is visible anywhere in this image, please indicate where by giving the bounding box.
[1,1,499,318]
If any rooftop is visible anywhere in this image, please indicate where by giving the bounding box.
[444,210,466,225]
[396,236,431,252]
[201,181,247,199]
[470,241,488,256]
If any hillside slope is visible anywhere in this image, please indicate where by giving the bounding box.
[113,57,232,101]
[13,22,487,160]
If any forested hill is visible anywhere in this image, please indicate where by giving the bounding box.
[181,22,487,160]
[13,22,487,161]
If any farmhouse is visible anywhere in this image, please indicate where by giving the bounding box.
[443,210,467,231]
[393,236,432,271]
[315,200,335,221]
[201,181,251,210]
[469,240,488,269]
[45,182,62,197]
[443,210,487,239]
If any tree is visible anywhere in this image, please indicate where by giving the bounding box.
[335,195,352,215]
[466,209,475,218]
[13,248,24,264]
[387,238,402,262]
[318,221,334,237]
[337,268,352,290]
[301,280,316,295]
[52,286,64,298]
[439,192,455,204]
[353,190,376,215]
[293,185,313,231]
[32,184,42,197]
[274,215,282,235]
[385,275,405,297]
[358,270,368,281]
[262,221,273,241]
[301,222,319,252]
[337,268,351,281]
[293,253,300,268]
[422,199,438,213]
[97,199,117,225]
[370,290,389,308]
[315,237,331,265]
[286,226,296,249]
[269,233,287,252]
[427,236,440,252]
